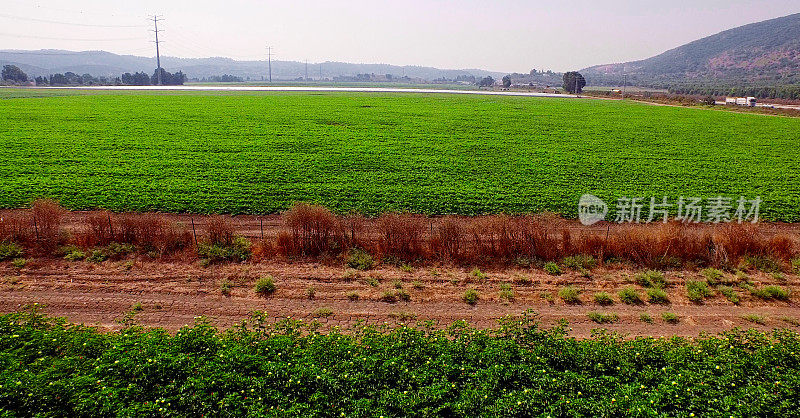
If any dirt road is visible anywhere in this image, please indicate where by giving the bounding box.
[2,258,798,338]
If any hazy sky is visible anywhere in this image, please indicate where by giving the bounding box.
[2,0,799,72]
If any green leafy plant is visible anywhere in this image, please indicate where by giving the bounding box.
[499,283,515,302]
[751,285,790,301]
[346,248,374,270]
[718,286,740,304]
[3,309,800,416]
[544,262,562,276]
[396,289,411,302]
[635,270,666,288]
[346,291,360,301]
[381,291,398,303]
[254,276,276,296]
[646,288,670,305]
[593,292,614,306]
[540,292,554,303]
[463,289,479,305]
[12,258,27,269]
[220,279,233,296]
[558,286,581,304]
[563,255,596,270]
[470,268,486,280]
[687,280,713,303]
[86,250,107,263]
[587,312,619,324]
[313,307,334,318]
[742,314,766,325]
[661,312,680,324]
[197,236,251,264]
[639,313,654,323]
[618,287,643,305]
[0,242,23,261]
[63,248,86,261]
[701,268,725,286]
[740,255,782,273]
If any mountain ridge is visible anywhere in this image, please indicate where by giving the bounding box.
[0,49,506,81]
[581,13,800,88]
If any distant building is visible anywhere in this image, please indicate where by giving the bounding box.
[726,97,757,107]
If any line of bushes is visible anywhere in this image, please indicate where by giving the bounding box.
[1,200,798,271]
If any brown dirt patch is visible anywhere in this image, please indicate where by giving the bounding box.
[2,258,798,338]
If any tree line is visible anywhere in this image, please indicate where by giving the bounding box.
[2,65,186,86]
[668,83,800,100]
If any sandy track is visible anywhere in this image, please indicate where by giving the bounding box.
[2,258,798,338]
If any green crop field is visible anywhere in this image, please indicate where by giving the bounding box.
[2,88,799,219]
[2,309,800,416]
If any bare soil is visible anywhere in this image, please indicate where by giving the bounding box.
[2,257,798,338]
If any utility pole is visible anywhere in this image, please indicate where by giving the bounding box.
[622,73,627,99]
[305,60,308,81]
[266,46,272,83]
[319,63,322,80]
[150,15,163,86]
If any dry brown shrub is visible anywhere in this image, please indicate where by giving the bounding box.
[520,216,561,260]
[206,216,235,246]
[340,213,367,250]
[572,231,609,260]
[0,211,32,244]
[712,223,767,263]
[607,223,681,268]
[31,199,65,252]
[469,216,515,260]
[251,239,277,260]
[81,211,114,247]
[377,213,426,260]
[466,215,559,262]
[430,216,464,261]
[282,203,340,256]
[81,213,192,255]
[156,222,193,255]
[767,234,796,261]
[275,230,294,256]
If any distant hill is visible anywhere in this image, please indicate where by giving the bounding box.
[0,49,505,81]
[582,13,800,89]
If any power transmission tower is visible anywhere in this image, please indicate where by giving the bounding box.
[266,46,272,83]
[150,15,163,85]
[319,63,322,80]
[622,73,627,99]
[305,60,308,81]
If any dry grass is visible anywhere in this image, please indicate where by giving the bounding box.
[1,203,798,268]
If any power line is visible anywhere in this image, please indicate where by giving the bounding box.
[0,32,146,41]
[0,12,145,28]
[6,0,145,21]
[0,50,92,56]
